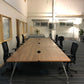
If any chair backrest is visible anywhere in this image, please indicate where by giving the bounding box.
[16,36,20,48]
[22,34,25,43]
[58,36,64,49]
[70,42,78,64]
[71,42,78,56]
[49,33,52,39]
[55,35,58,44]
[2,41,9,63]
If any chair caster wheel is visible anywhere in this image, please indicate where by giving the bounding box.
[67,81,69,84]
[70,74,73,77]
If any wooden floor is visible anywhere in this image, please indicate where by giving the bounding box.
[0,41,84,84]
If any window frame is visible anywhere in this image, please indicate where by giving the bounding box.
[0,14,12,43]
[23,22,27,34]
[16,19,24,37]
[16,19,27,38]
[19,21,24,35]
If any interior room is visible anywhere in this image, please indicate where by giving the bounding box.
[0,0,84,84]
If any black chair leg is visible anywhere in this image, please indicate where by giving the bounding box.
[68,68,77,73]
[1,63,13,76]
[66,63,77,77]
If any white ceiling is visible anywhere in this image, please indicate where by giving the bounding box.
[28,0,84,16]
[3,0,84,16]
[55,0,84,15]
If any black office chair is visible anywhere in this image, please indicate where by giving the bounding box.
[1,42,13,75]
[49,33,52,40]
[55,35,58,45]
[16,36,20,49]
[2,42,11,63]
[12,36,20,51]
[22,34,25,44]
[66,42,79,76]
[58,36,64,50]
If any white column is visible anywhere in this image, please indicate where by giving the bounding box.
[52,0,56,40]
[52,0,55,23]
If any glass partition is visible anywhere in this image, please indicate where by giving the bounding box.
[24,23,27,33]
[2,17,10,40]
[19,21,23,35]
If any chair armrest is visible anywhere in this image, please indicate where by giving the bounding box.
[66,54,73,59]
[12,48,17,51]
[9,53,13,56]
[63,49,67,51]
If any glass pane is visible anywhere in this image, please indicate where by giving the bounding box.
[41,22,48,26]
[24,23,27,33]
[56,23,74,38]
[19,22,23,34]
[33,22,40,26]
[2,17,10,40]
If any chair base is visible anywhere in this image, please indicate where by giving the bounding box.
[67,68,77,77]
[59,67,77,77]
[69,68,77,73]
[1,68,12,75]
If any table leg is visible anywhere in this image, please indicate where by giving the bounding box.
[62,62,69,84]
[10,62,17,84]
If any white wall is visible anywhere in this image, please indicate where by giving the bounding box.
[27,0,52,37]
[27,17,50,37]
[79,18,84,30]
[0,0,27,65]
[27,0,83,39]
[55,0,84,15]
[28,0,84,17]
[56,23,79,39]
[28,0,52,17]
[4,0,28,17]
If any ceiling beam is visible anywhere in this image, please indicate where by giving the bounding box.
[56,15,84,17]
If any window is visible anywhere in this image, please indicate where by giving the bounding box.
[33,22,48,27]
[60,22,73,26]
[32,19,49,27]
[24,23,27,34]
[60,22,65,26]
[0,15,12,43]
[2,17,10,40]
[16,20,23,37]
[41,22,48,27]
[16,19,27,37]
[19,21,24,35]
[66,23,73,26]
[33,22,40,26]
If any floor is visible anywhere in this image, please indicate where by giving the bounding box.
[0,41,84,84]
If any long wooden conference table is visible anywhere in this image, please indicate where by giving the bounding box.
[7,38,70,84]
